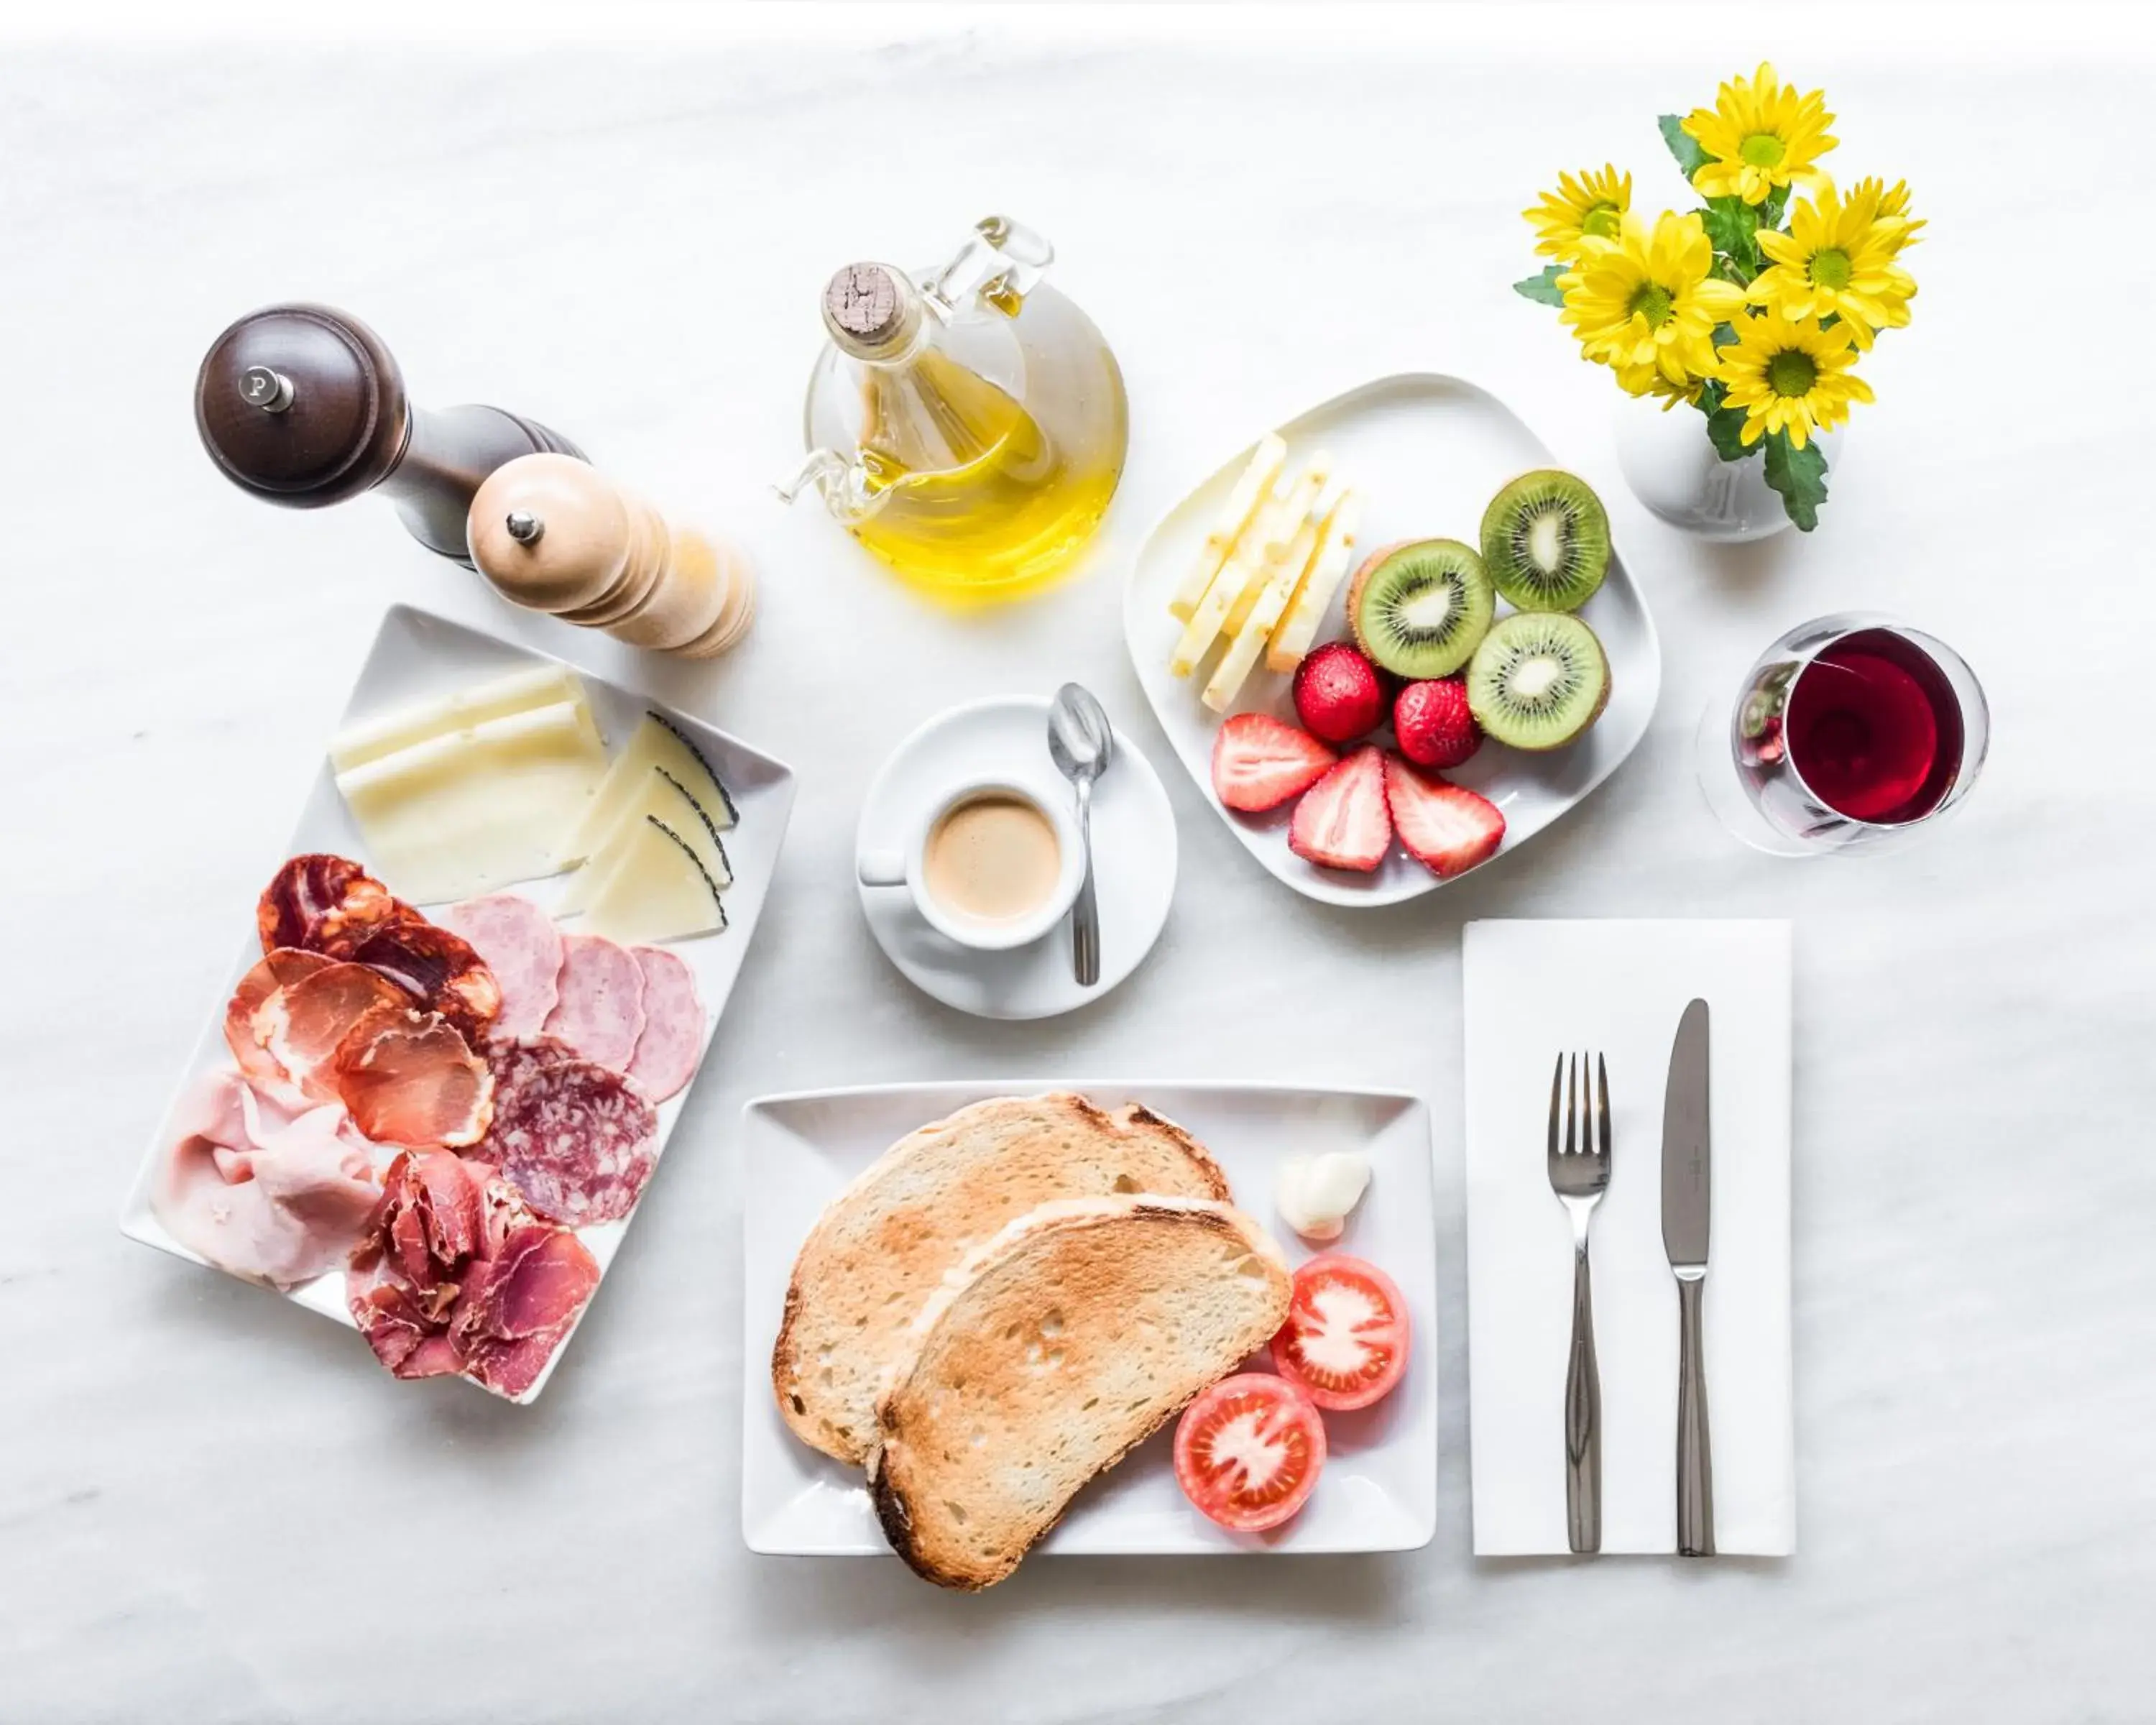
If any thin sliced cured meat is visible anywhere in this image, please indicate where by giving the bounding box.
[347,920,502,1044]
[540,932,645,1071]
[224,949,332,1095]
[479,1036,658,1225]
[152,1067,380,1290]
[349,1150,599,1398]
[258,854,402,957]
[333,1006,494,1149]
[252,962,414,1103]
[437,894,562,1039]
[624,945,704,1103]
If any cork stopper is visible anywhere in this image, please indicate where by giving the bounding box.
[822,263,920,356]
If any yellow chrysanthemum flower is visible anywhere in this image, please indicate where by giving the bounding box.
[1613,359,1707,410]
[1847,175,1925,241]
[1715,308,1874,448]
[1750,178,1919,346]
[1559,211,1746,388]
[1682,62,1837,206]
[1523,165,1633,261]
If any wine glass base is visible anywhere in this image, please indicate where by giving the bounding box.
[1690,701,1825,857]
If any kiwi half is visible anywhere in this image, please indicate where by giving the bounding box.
[1466,612,1611,750]
[1480,470,1610,613]
[1348,539,1494,680]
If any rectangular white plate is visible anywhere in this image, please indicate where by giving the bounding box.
[1123,373,1661,907]
[119,603,797,1402]
[740,1080,1437,1558]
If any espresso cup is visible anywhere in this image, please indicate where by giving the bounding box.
[858,775,1084,952]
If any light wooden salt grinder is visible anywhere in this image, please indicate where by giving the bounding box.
[466,454,756,660]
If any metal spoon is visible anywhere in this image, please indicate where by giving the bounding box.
[1047,683,1114,986]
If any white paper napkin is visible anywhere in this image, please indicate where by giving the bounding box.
[1462,919,1795,1556]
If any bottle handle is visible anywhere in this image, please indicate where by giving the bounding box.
[921,215,1054,319]
[774,447,885,525]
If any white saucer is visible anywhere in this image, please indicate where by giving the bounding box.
[855,694,1177,1020]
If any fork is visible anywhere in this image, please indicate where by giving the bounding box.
[1547,1050,1611,1555]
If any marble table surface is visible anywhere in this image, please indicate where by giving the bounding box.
[4,10,2150,1721]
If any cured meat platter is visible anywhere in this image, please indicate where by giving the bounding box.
[119,604,796,1403]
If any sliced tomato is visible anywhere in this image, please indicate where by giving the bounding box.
[1173,1372,1326,1532]
[1270,1254,1411,1412]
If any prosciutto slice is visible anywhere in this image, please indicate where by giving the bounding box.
[224,949,332,1098]
[349,1151,599,1399]
[252,962,413,1103]
[331,1006,494,1149]
[150,1067,380,1290]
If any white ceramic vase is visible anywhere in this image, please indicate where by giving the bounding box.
[1611,393,1843,543]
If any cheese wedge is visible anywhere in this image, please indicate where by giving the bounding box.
[578,816,728,945]
[1221,454,1332,641]
[330,664,589,774]
[1168,433,1286,621]
[560,712,737,868]
[1203,477,1343,712]
[1266,487,1363,672]
[334,698,607,903]
[558,765,732,916]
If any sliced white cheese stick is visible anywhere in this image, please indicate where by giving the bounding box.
[329,663,589,773]
[1203,474,1345,713]
[1222,453,1332,640]
[1267,488,1363,672]
[1169,433,1287,621]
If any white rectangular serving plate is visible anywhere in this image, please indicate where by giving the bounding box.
[120,603,797,1403]
[740,1080,1437,1558]
[1124,373,1661,907]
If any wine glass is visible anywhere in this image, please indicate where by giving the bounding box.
[1693,612,1989,856]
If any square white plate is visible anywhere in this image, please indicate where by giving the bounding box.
[1123,373,1662,906]
[119,603,797,1402]
[740,1080,1437,1558]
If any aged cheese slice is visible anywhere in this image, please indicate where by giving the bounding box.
[560,712,736,868]
[578,816,728,946]
[1267,488,1363,672]
[1168,433,1286,621]
[557,765,732,916]
[334,699,606,904]
[329,664,589,774]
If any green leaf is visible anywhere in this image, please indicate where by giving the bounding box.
[1700,196,1759,270]
[1762,431,1830,530]
[1513,264,1569,308]
[1659,114,1709,178]
[1760,183,1792,231]
[1705,405,1754,462]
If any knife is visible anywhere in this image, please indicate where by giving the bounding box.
[1662,998,1715,1557]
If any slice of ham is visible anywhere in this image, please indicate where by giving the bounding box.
[332,1006,495,1149]
[224,949,332,1098]
[252,962,413,1103]
[150,1067,380,1290]
[541,932,646,1070]
[437,894,562,1039]
[624,945,704,1103]
[349,1151,599,1399]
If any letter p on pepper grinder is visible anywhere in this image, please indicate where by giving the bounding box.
[466,454,756,660]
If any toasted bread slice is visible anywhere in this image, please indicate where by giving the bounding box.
[868,1196,1291,1590]
[773,1094,1232,1464]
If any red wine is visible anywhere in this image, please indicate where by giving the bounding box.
[1783,628,1963,823]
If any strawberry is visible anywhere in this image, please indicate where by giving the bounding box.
[1393,677,1482,769]
[1382,754,1505,879]
[1289,745,1392,872]
[1291,642,1386,745]
[1211,713,1337,812]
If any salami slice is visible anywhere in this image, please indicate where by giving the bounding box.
[438,894,563,1039]
[258,854,401,956]
[624,946,704,1103]
[540,933,646,1071]
[479,1036,658,1225]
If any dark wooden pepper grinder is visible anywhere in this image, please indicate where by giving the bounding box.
[194,303,584,564]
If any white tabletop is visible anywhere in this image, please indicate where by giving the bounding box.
[4,8,2150,1721]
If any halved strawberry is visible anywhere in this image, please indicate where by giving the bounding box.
[1211,713,1337,813]
[1382,753,1505,879]
[1289,745,1391,872]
